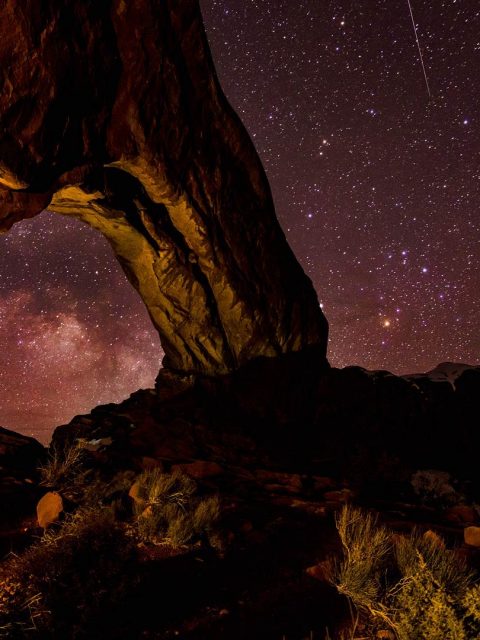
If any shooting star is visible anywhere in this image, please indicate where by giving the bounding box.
[406,0,432,99]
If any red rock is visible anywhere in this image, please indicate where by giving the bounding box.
[445,505,478,525]
[128,481,145,508]
[464,526,480,547]
[306,560,331,583]
[324,489,354,503]
[0,0,327,378]
[172,461,224,480]
[37,492,63,529]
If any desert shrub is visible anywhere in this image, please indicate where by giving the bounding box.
[134,469,221,547]
[0,506,137,639]
[395,529,473,596]
[329,505,480,639]
[38,442,84,488]
[411,469,459,506]
[333,505,391,614]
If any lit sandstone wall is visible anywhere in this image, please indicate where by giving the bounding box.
[0,0,328,375]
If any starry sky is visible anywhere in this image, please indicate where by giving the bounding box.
[1,0,479,441]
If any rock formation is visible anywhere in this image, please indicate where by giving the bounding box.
[0,0,328,375]
[0,426,45,531]
[50,362,480,490]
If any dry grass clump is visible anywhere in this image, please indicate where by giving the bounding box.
[134,468,221,547]
[329,505,480,640]
[38,442,84,488]
[0,507,137,639]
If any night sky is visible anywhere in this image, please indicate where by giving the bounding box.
[1,0,479,441]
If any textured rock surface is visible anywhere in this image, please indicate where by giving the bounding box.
[0,0,327,375]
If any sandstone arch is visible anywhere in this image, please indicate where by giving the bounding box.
[0,0,328,376]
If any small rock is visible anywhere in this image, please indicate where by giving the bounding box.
[445,505,478,525]
[306,560,331,582]
[464,526,480,547]
[37,491,63,529]
[128,481,145,507]
[172,461,224,480]
[324,488,354,503]
[290,499,327,517]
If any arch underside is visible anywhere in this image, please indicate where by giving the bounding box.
[0,0,328,376]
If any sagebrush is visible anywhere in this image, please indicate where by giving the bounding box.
[133,468,221,547]
[329,505,480,640]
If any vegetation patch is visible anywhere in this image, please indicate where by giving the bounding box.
[328,505,480,639]
[0,507,137,639]
[133,468,222,548]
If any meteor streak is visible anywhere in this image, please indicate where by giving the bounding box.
[406,0,432,99]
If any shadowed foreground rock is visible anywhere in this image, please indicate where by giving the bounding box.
[51,361,480,491]
[0,0,327,376]
[2,364,480,638]
[0,426,45,532]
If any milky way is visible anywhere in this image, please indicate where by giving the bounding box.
[1,0,479,441]
[0,214,161,441]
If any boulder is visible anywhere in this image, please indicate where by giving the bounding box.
[37,492,64,529]
[464,526,480,547]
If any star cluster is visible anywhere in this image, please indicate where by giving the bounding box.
[1,0,479,441]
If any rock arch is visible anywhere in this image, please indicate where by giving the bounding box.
[0,0,328,376]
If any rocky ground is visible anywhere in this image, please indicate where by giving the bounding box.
[1,359,480,638]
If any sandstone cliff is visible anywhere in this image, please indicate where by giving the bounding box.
[0,0,328,375]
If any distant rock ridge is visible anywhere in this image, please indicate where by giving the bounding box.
[403,361,480,389]
[0,0,327,376]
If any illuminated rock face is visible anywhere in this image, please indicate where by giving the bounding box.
[0,0,328,375]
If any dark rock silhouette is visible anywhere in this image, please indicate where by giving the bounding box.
[50,362,480,495]
[0,0,327,376]
[0,426,45,531]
